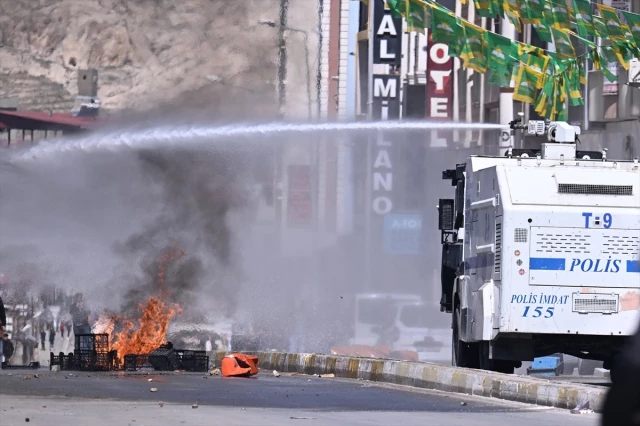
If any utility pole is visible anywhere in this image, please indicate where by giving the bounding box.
[274,0,289,265]
[316,0,323,119]
[277,0,290,118]
[498,17,516,156]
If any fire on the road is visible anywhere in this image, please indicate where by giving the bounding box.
[112,296,181,362]
[93,247,185,363]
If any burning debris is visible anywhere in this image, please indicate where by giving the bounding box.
[92,246,186,365]
[50,246,210,373]
[50,335,209,373]
[111,297,181,364]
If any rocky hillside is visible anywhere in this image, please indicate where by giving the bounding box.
[0,0,305,114]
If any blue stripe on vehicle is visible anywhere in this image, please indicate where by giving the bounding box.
[627,260,640,273]
[529,258,566,271]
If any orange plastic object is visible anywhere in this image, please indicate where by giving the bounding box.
[221,353,260,377]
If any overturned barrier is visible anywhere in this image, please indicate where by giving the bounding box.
[213,351,608,413]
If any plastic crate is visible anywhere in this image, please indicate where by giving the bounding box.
[176,350,209,372]
[74,350,119,371]
[124,354,150,371]
[50,352,75,370]
[75,334,110,353]
[148,343,178,371]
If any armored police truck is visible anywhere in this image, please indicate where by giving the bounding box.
[437,121,640,377]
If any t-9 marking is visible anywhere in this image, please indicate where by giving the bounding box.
[582,212,612,229]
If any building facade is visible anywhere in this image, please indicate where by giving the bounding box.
[272,0,640,302]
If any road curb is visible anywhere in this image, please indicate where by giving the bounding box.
[213,351,607,412]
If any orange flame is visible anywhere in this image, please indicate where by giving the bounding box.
[108,247,186,363]
[111,297,181,363]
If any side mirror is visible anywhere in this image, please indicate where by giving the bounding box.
[438,199,455,230]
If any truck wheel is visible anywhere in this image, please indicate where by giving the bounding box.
[608,359,620,384]
[478,342,515,374]
[492,360,516,374]
[452,306,478,368]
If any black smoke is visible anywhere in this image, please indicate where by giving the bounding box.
[110,146,260,322]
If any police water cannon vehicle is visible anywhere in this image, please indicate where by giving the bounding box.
[437,120,640,377]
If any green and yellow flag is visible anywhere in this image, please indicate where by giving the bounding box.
[614,44,633,70]
[579,60,587,85]
[535,72,555,118]
[431,7,464,57]
[593,16,610,38]
[565,63,583,106]
[598,46,620,82]
[563,0,575,16]
[597,4,626,42]
[521,52,549,88]
[523,0,545,25]
[504,0,522,32]
[489,68,512,87]
[533,23,553,42]
[551,28,576,59]
[529,0,551,41]
[473,0,495,18]
[572,0,595,39]
[387,0,406,18]
[485,31,515,75]
[551,2,571,30]
[461,20,488,73]
[513,64,541,104]
[622,11,640,46]
[555,90,568,122]
[568,30,597,51]
[518,0,532,24]
[491,0,504,17]
[406,0,428,33]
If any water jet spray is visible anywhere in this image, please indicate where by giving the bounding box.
[8,121,508,162]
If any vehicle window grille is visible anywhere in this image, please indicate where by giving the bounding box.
[558,184,633,196]
[494,223,502,276]
[573,298,618,314]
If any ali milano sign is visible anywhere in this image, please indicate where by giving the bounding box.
[370,0,402,215]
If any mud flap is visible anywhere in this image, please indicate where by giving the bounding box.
[479,280,496,341]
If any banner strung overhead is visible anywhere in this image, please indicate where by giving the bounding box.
[386,0,640,121]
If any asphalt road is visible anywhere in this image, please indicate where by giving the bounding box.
[0,369,600,426]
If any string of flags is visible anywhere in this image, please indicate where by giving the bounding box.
[386,0,640,121]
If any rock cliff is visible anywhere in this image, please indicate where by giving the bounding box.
[0,0,288,114]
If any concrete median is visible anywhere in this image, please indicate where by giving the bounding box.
[213,351,607,413]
